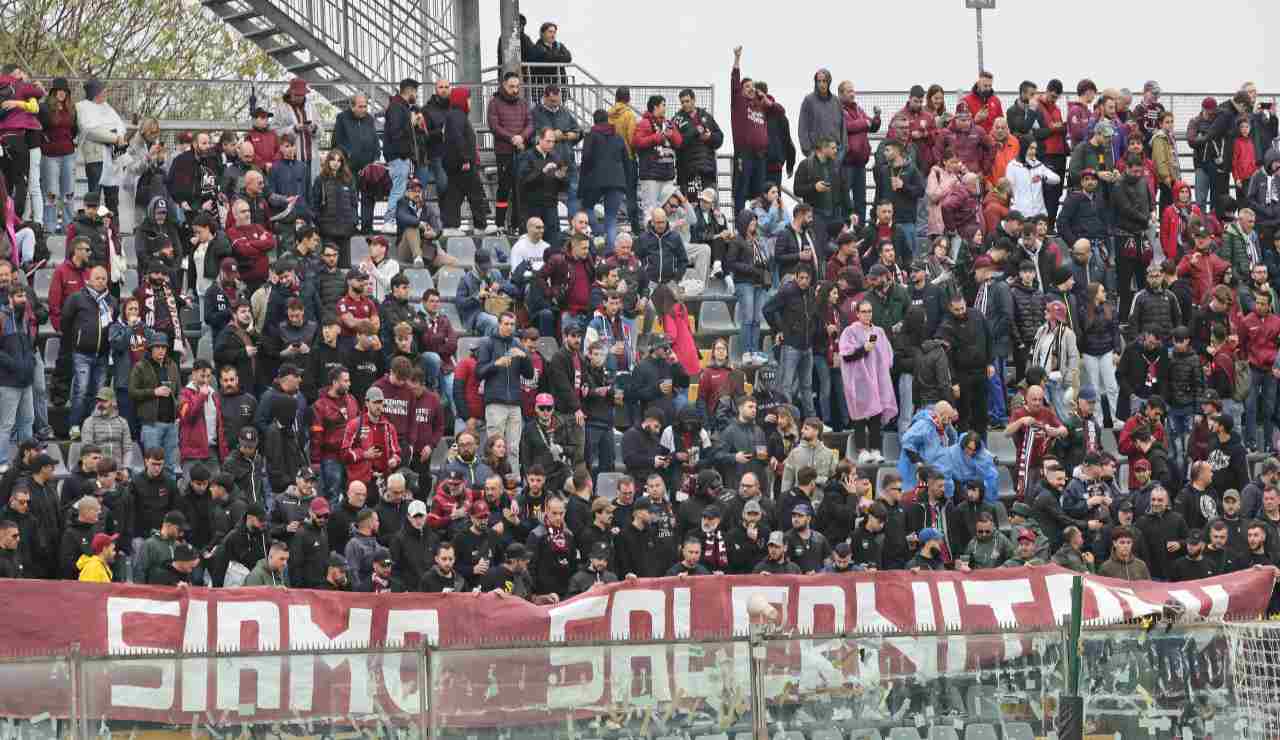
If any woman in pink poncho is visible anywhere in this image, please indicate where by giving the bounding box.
[839,299,897,465]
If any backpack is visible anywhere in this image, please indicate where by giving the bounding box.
[358,163,391,200]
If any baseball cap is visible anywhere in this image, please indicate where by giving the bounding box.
[239,427,260,446]
[563,322,584,337]
[1076,386,1099,402]
[407,178,423,191]
[408,499,428,517]
[309,497,331,515]
[868,263,890,278]
[589,541,610,559]
[918,527,943,544]
[164,510,188,528]
[91,533,119,554]
[366,386,385,403]
[1133,459,1152,472]
[834,542,852,557]
[1016,528,1036,543]
[973,254,995,271]
[702,505,722,519]
[1172,326,1192,341]
[535,393,555,409]
[1224,489,1241,502]
[791,503,814,517]
[372,547,393,565]
[767,531,786,547]
[251,107,273,118]
[743,500,764,516]
[1011,502,1033,518]
[245,503,267,520]
[346,268,368,283]
[297,466,318,481]
[1202,96,1218,110]
[506,543,531,561]
[95,387,116,402]
[148,333,170,348]
[470,500,491,518]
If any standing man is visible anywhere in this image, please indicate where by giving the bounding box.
[762,265,819,419]
[730,46,775,214]
[972,255,1014,429]
[532,85,582,219]
[607,87,641,232]
[333,93,381,234]
[671,89,724,201]
[962,70,1004,135]
[383,79,421,232]
[798,69,843,160]
[61,266,116,442]
[793,138,851,261]
[488,72,534,233]
[476,313,534,477]
[839,81,881,226]
[0,283,36,467]
[938,293,995,439]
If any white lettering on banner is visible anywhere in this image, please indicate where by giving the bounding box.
[729,586,790,687]
[1082,581,1126,626]
[382,609,438,713]
[669,588,719,700]
[548,597,607,708]
[106,597,180,710]
[1168,590,1203,619]
[287,605,374,713]
[961,579,1034,662]
[216,602,282,712]
[1108,587,1163,620]
[181,599,209,712]
[912,582,934,630]
[1203,585,1230,621]
[609,590,670,704]
[796,587,846,692]
[1044,572,1077,624]
[938,582,962,626]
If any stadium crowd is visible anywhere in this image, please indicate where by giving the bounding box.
[0,37,1278,598]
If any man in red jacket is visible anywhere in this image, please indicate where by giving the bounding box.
[730,45,775,214]
[407,367,444,497]
[372,357,418,467]
[341,385,401,494]
[49,236,91,403]
[1239,290,1280,452]
[417,288,457,397]
[962,70,1004,134]
[839,81,881,226]
[311,366,359,503]
[227,198,275,296]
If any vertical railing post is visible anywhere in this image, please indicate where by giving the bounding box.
[69,642,87,740]
[419,642,433,740]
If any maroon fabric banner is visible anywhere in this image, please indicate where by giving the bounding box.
[0,566,1270,723]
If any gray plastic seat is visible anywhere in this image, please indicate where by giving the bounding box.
[928,728,959,740]
[535,336,559,361]
[596,472,624,501]
[456,336,485,360]
[697,300,736,336]
[349,236,370,265]
[440,303,463,332]
[849,730,882,740]
[404,268,434,298]
[963,725,998,740]
[993,500,1009,531]
[1000,724,1034,740]
[887,729,921,740]
[811,730,843,740]
[997,465,1014,496]
[43,337,59,369]
[882,431,901,459]
[33,269,53,297]
[481,236,511,260]
[447,236,477,267]
[123,269,139,295]
[197,335,213,363]
[124,442,144,473]
[435,267,464,300]
[46,236,65,264]
[987,432,1016,463]
[123,240,138,269]
[702,276,734,301]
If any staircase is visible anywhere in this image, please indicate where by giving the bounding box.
[200,0,461,110]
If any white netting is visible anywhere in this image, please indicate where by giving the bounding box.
[1227,621,1280,740]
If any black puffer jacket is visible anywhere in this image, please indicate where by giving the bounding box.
[310,175,358,238]
[1111,174,1152,235]
[1009,281,1045,350]
[1079,304,1120,357]
[311,266,347,318]
[913,339,953,406]
[1167,347,1203,408]
[1126,288,1181,341]
[671,107,724,180]
[762,280,818,351]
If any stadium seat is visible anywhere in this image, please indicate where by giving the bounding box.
[882,431,901,459]
[987,432,1015,463]
[124,442,144,473]
[123,240,138,269]
[535,336,559,361]
[197,335,213,363]
[997,465,1013,497]
[43,337,59,369]
[694,733,728,740]
[441,303,463,332]
[776,732,805,740]
[928,727,959,740]
[992,501,1009,531]
[66,443,81,471]
[436,267,464,300]
[33,268,52,297]
[1001,723,1034,740]
[123,269,139,294]
[887,729,922,740]
[404,268,434,297]
[481,236,511,260]
[702,276,734,301]
[596,473,624,501]
[697,300,737,337]
[349,236,370,265]
[812,729,843,740]
[963,725,998,740]
[447,236,477,267]
[456,336,485,361]
[849,730,882,740]
[47,236,65,264]
[46,444,68,479]
[966,685,999,722]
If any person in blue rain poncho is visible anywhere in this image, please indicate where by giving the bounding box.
[935,430,1001,503]
[897,401,958,491]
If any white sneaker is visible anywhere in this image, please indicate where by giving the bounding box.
[856,449,873,466]
[377,221,397,234]
[441,228,466,238]
[872,449,886,464]
[69,425,80,441]
[483,224,499,235]
[680,278,704,296]
[724,274,735,293]
[711,260,723,278]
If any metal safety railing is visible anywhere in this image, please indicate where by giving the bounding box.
[0,621,1249,740]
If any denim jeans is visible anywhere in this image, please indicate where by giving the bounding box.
[1247,368,1277,449]
[585,422,615,482]
[141,422,180,478]
[814,355,834,427]
[897,373,914,436]
[70,353,109,430]
[31,353,49,435]
[624,157,641,229]
[0,384,33,466]
[1045,378,1070,425]
[416,158,449,201]
[470,312,500,337]
[564,164,580,219]
[385,158,413,226]
[1194,168,1212,215]
[987,356,1007,425]
[1081,352,1120,425]
[735,283,767,355]
[115,384,141,443]
[734,154,767,215]
[85,161,103,193]
[585,187,625,250]
[842,162,868,226]
[779,346,815,418]
[1168,403,1194,463]
[320,458,346,505]
[40,153,76,232]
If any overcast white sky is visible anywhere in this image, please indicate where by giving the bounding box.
[480,0,1276,130]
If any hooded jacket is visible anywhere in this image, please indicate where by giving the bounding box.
[1248,149,1280,227]
[635,222,689,288]
[334,108,381,172]
[581,122,629,194]
[487,88,533,156]
[936,118,994,175]
[442,88,480,173]
[842,99,881,166]
[633,111,682,182]
[607,102,638,158]
[798,72,843,156]
[730,66,772,155]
